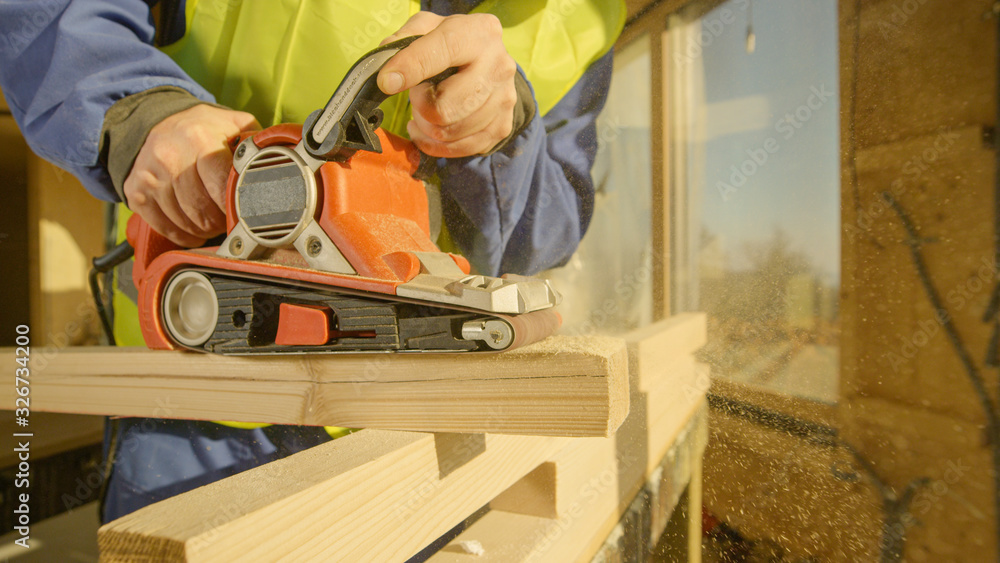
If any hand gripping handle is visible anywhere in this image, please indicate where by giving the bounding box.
[302,35,456,162]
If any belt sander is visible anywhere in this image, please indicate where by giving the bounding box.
[124,37,562,354]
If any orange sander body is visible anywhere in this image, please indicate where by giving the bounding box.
[127,37,561,354]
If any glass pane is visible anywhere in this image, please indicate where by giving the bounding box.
[546,36,654,336]
[672,0,840,402]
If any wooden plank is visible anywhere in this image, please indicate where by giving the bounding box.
[651,402,709,549]
[710,377,836,427]
[490,434,619,521]
[430,401,709,563]
[854,0,995,149]
[645,361,707,476]
[839,396,996,560]
[593,409,708,562]
[845,125,997,425]
[489,351,705,521]
[98,428,569,562]
[0,335,629,437]
[0,413,103,468]
[703,408,883,560]
[626,312,706,391]
[470,366,708,559]
[650,19,671,320]
[488,460,559,519]
[687,455,702,563]
[27,153,106,346]
[0,115,30,346]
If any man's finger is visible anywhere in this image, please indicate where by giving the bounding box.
[407,117,507,158]
[377,12,442,92]
[176,165,227,234]
[130,198,206,248]
[231,111,261,133]
[151,178,217,239]
[379,11,441,46]
[378,14,499,95]
[410,90,497,144]
[196,149,237,211]
[409,64,497,127]
[125,171,211,242]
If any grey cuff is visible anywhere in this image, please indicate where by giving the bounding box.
[482,70,536,156]
[98,86,209,205]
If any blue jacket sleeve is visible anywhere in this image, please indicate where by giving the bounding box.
[0,0,214,202]
[436,52,613,277]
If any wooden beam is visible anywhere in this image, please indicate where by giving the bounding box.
[0,335,629,437]
[27,153,106,346]
[686,455,702,563]
[473,314,710,559]
[488,344,706,522]
[619,0,726,48]
[97,314,708,561]
[710,377,836,428]
[649,16,671,320]
[489,435,613,521]
[0,413,103,468]
[626,312,706,391]
[429,401,709,563]
[98,429,569,562]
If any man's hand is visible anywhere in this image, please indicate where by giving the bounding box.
[378,12,517,158]
[124,105,260,247]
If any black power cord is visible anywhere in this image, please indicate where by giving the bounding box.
[88,237,134,522]
[88,241,134,346]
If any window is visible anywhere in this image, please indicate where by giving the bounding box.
[670,0,840,402]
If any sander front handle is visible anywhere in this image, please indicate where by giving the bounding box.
[301,35,456,163]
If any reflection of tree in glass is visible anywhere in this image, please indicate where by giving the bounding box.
[697,228,839,388]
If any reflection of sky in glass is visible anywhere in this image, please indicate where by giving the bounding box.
[698,0,839,281]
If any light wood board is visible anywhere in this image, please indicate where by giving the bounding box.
[464,321,710,561]
[0,335,628,437]
[431,401,709,563]
[98,428,570,562]
[625,312,707,391]
[97,314,708,561]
